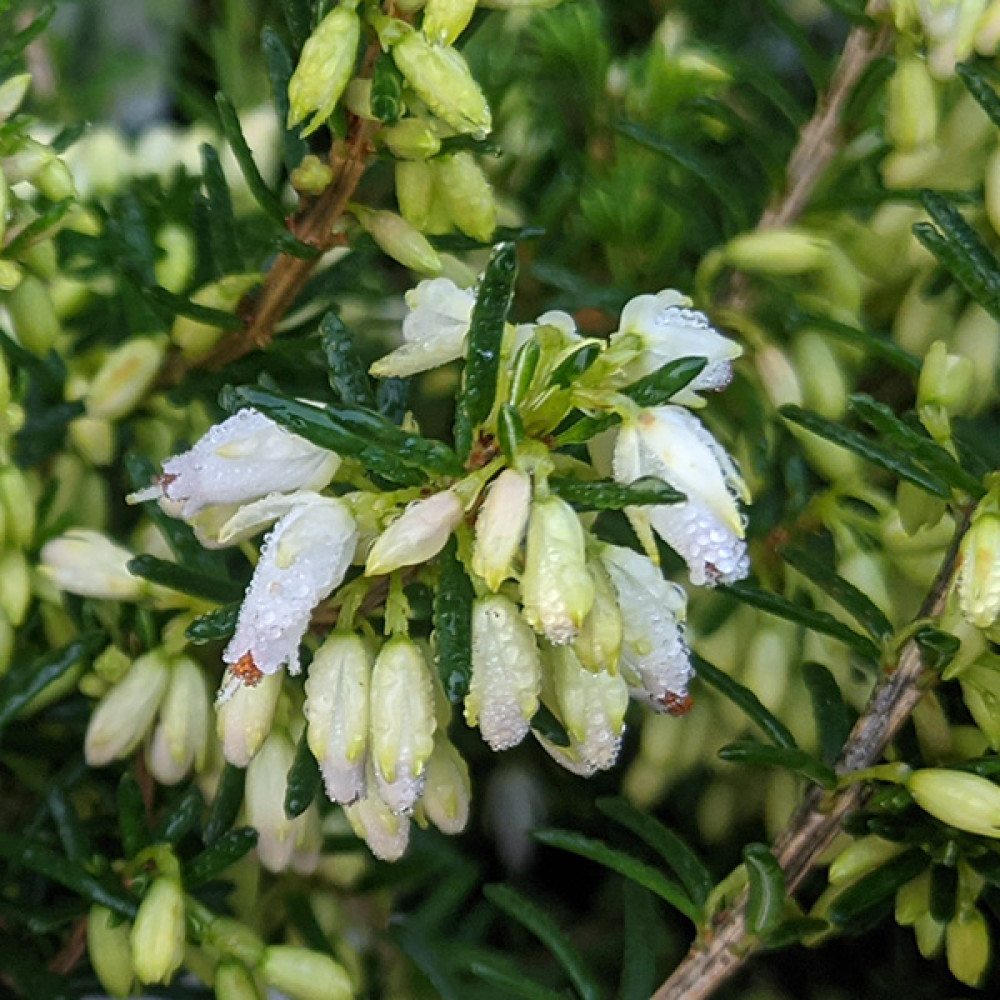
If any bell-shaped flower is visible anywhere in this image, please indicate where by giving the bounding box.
[472,468,531,591]
[130,408,340,519]
[369,278,475,378]
[611,289,742,406]
[130,877,185,986]
[365,489,464,577]
[40,530,146,601]
[573,558,623,674]
[614,405,750,586]
[369,638,437,813]
[304,633,372,804]
[957,486,1000,628]
[600,543,693,713]
[215,667,283,767]
[521,495,595,644]
[417,735,471,835]
[467,594,542,750]
[223,495,358,677]
[343,764,412,861]
[146,656,211,785]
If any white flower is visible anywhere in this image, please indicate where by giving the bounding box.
[472,469,531,591]
[418,736,471,835]
[370,278,475,378]
[130,409,339,518]
[613,405,750,586]
[365,489,464,577]
[216,668,283,767]
[343,768,411,862]
[612,289,742,406]
[223,496,358,677]
[40,530,145,601]
[146,656,211,785]
[600,543,693,713]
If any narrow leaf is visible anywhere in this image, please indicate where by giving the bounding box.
[914,624,961,673]
[186,603,241,645]
[45,785,90,867]
[484,883,605,1000]
[320,311,376,409]
[533,829,700,922]
[1,199,74,259]
[118,773,150,858]
[550,342,601,388]
[454,242,518,458]
[184,827,258,888]
[201,143,241,274]
[530,705,571,747]
[793,312,920,375]
[802,662,852,766]
[371,54,405,124]
[913,219,1000,322]
[285,731,321,819]
[153,785,204,844]
[141,284,245,329]
[377,377,410,424]
[929,864,958,924]
[618,883,658,1000]
[827,849,928,926]
[433,537,474,703]
[549,475,684,511]
[203,764,245,845]
[744,843,786,936]
[391,922,465,1000]
[285,892,335,956]
[469,956,570,1000]
[692,654,799,749]
[127,555,244,603]
[719,739,837,789]
[958,62,1000,130]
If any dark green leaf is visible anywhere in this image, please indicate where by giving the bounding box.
[618,882,658,1000]
[286,892,335,955]
[692,654,798,749]
[454,242,518,458]
[719,739,837,789]
[285,731,321,819]
[792,312,921,375]
[484,883,605,1000]
[371,55,405,125]
[433,537,474,703]
[550,342,601,388]
[549,475,684,511]
[186,603,241,644]
[0,833,136,919]
[127,555,244,604]
[929,864,958,923]
[154,785,204,844]
[320,311,376,409]
[530,704,571,747]
[376,377,410,425]
[0,3,55,74]
[468,956,570,1000]
[184,827,259,888]
[744,843,786,936]
[498,403,526,461]
[118,773,150,859]
[757,917,831,952]
[802,662,852,766]
[779,405,951,498]
[216,92,286,224]
[201,143,241,274]
[107,194,157,286]
[203,764,245,845]
[141,284,245,329]
[510,338,541,406]
[597,798,712,907]
[45,785,90,867]
[827,849,928,926]
[913,624,961,673]
[1,199,74,259]
[0,634,102,740]
[273,229,322,258]
[262,27,309,173]
[719,581,882,660]
[781,545,893,640]
[533,829,699,923]
[391,922,465,1000]
[958,62,1000,130]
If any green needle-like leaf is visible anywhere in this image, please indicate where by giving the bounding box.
[802,662,853,766]
[320,311,377,409]
[744,843,786,936]
[827,849,928,927]
[127,555,245,604]
[433,537,474,703]
[719,739,837,789]
[203,764,246,846]
[184,827,259,888]
[549,475,684,511]
[284,731,322,819]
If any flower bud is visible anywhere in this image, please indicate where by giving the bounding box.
[260,945,353,1000]
[946,906,991,986]
[915,911,946,958]
[130,877,186,985]
[435,152,496,242]
[392,32,492,137]
[918,340,974,417]
[0,74,31,120]
[896,868,932,926]
[85,338,165,420]
[574,558,622,674]
[216,668,283,766]
[365,489,463,576]
[395,159,435,230]
[343,78,373,118]
[382,118,441,160]
[959,657,1000,750]
[423,0,477,44]
[467,594,541,750]
[952,302,1000,411]
[908,767,1000,837]
[290,154,334,194]
[344,776,411,860]
[85,650,170,766]
[0,260,21,291]
[957,490,1000,628]
[521,494,595,644]
[35,156,76,201]
[39,529,145,601]
[977,0,1000,53]
[370,638,437,812]
[0,464,35,549]
[170,274,262,359]
[5,273,60,353]
[353,206,442,274]
[86,904,134,998]
[887,54,938,149]
[246,731,303,872]
[304,633,372,803]
[147,656,211,785]
[829,835,903,886]
[215,961,262,1000]
[472,469,531,591]
[724,228,830,276]
[0,608,14,677]
[419,735,471,834]
[69,415,115,467]
[0,548,29,626]
[287,4,362,136]
[203,916,266,967]
[154,223,195,294]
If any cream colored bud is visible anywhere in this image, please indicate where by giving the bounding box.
[521,494,595,644]
[960,658,1000,750]
[369,637,437,812]
[69,415,115,467]
[946,906,991,986]
[35,157,76,202]
[0,260,21,291]
[0,549,29,627]
[215,961,262,1000]
[887,54,938,149]
[365,489,463,576]
[130,877,186,985]
[472,468,531,591]
[957,494,1000,629]
[908,767,1000,837]
[435,152,496,242]
[915,911,946,958]
[918,340,974,416]
[953,302,1000,411]
[574,558,622,673]
[343,78,374,118]
[5,273,60,354]
[0,464,35,549]
[724,228,830,276]
[344,775,411,860]
[261,945,353,1000]
[423,0,477,44]
[392,32,492,137]
[290,154,334,194]
[354,206,442,274]
[395,160,435,230]
[287,5,362,136]
[154,224,195,294]
[829,835,903,885]
[216,668,283,767]
[171,274,262,360]
[382,118,441,160]
[147,656,211,785]
[85,338,165,420]
[419,735,471,834]
[0,74,31,120]
[792,330,847,419]
[246,731,302,872]
[86,904,134,998]
[39,529,144,601]
[896,868,932,926]
[204,916,266,967]
[85,650,170,766]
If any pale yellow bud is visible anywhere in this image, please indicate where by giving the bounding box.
[896,868,932,926]
[0,74,31,120]
[829,835,903,885]
[130,877,186,985]
[574,558,622,673]
[69,415,115,467]
[0,464,35,549]
[86,904,134,998]
[215,961,262,1000]
[147,656,211,785]
[171,274,263,360]
[203,916,266,967]
[290,154,334,195]
[976,0,1000,53]
[887,54,938,149]
[0,549,30,626]
[472,468,531,591]
[423,0,477,44]
[908,767,1000,836]
[792,330,848,419]
[915,911,946,958]
[216,668,283,767]
[395,159,435,231]
[5,273,60,353]
[85,338,165,420]
[918,339,974,416]
[960,658,1000,750]
[154,224,195,294]
[435,152,496,242]
[419,735,471,834]
[946,906,991,986]
[382,118,441,160]
[245,731,302,872]
[724,228,830,276]
[344,776,411,860]
[365,489,462,576]
[353,206,442,274]
[261,945,353,1000]
[958,493,1000,628]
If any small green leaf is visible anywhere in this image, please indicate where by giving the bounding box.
[153,785,204,844]
[720,581,882,660]
[510,338,541,406]
[484,883,605,1000]
[827,849,928,927]
[913,218,1000,323]
[118,773,150,859]
[534,829,700,922]
[929,864,958,924]
[107,194,157,286]
[390,923,465,1000]
[284,732,321,819]
[45,784,90,867]
[454,242,518,458]
[529,704,571,747]
[140,283,245,330]
[550,342,601,388]
[127,555,245,604]
[498,404,526,461]
[285,892,336,956]
[201,143,241,274]
[433,537,474,703]
[779,405,951,498]
[203,764,245,846]
[915,625,961,674]
[802,662,853,766]
[958,62,1000,130]
[744,843,786,936]
[692,654,799,749]
[262,27,309,173]
[719,739,837,789]
[320,311,376,409]
[371,54,405,124]
[792,312,921,375]
[186,603,241,645]
[597,797,712,907]
[1,199,74,259]
[0,3,55,75]
[184,827,259,888]
[781,545,893,640]
[377,377,410,425]
[549,475,684,511]
[618,882,658,1000]
[468,956,570,1000]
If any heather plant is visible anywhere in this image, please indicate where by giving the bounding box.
[7,1,1000,998]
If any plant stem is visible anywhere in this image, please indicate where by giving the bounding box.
[651,509,969,1000]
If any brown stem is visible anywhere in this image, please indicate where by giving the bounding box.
[651,510,970,1000]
